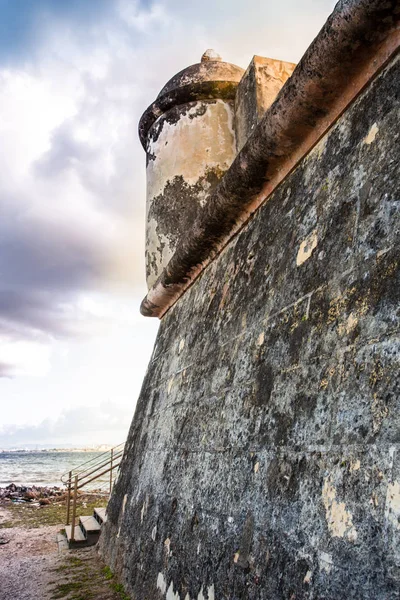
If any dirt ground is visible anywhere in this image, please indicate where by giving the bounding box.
[0,506,129,600]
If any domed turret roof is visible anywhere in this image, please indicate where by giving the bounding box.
[139,51,244,149]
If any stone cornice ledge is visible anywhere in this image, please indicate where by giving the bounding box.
[140,0,400,318]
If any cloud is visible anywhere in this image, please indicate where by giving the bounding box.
[0,362,14,378]
[0,401,132,447]
[0,5,159,375]
[0,340,51,378]
[117,0,171,32]
[0,0,337,378]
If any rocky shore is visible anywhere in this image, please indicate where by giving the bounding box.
[0,484,108,530]
[0,483,66,505]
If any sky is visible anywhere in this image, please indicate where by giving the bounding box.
[0,0,337,449]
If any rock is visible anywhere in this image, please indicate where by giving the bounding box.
[24,491,37,501]
[0,537,10,545]
[0,484,69,504]
[39,498,51,506]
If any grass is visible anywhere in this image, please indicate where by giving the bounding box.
[52,557,84,573]
[103,566,114,580]
[52,582,85,599]
[111,582,131,600]
[102,566,130,600]
[0,493,107,529]
[47,550,131,600]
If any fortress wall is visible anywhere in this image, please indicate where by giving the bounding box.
[100,52,400,600]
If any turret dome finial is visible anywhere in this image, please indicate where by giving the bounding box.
[201,49,222,62]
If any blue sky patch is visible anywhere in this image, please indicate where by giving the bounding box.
[0,0,112,63]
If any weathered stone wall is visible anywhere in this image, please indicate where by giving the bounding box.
[235,57,295,152]
[100,52,400,600]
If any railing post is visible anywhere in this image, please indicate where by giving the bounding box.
[70,475,78,542]
[109,448,114,494]
[66,471,72,525]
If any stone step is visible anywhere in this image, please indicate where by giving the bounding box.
[79,515,101,535]
[65,525,86,544]
[94,507,107,525]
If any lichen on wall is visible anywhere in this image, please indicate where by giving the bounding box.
[100,53,400,600]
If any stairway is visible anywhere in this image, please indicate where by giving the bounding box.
[65,507,107,548]
[61,442,124,549]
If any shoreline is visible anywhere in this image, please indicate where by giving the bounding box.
[0,483,109,500]
[1,483,66,505]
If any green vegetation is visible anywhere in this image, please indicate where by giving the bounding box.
[48,550,130,600]
[52,582,85,599]
[111,582,130,600]
[103,566,114,580]
[52,556,84,573]
[101,566,130,599]
[0,494,106,529]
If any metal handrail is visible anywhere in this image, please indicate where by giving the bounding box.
[62,449,125,486]
[74,450,124,485]
[62,441,125,541]
[61,441,126,484]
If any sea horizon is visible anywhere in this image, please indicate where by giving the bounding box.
[0,444,114,453]
[0,450,112,489]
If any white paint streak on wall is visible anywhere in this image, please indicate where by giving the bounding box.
[122,494,128,515]
[157,572,167,594]
[303,570,312,584]
[296,230,318,266]
[319,551,333,573]
[140,495,148,523]
[166,581,180,600]
[364,122,379,145]
[208,584,215,600]
[323,477,357,541]
[385,481,400,530]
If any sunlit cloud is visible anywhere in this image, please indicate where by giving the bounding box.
[0,401,132,447]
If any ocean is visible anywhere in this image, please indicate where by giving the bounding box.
[0,451,110,489]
